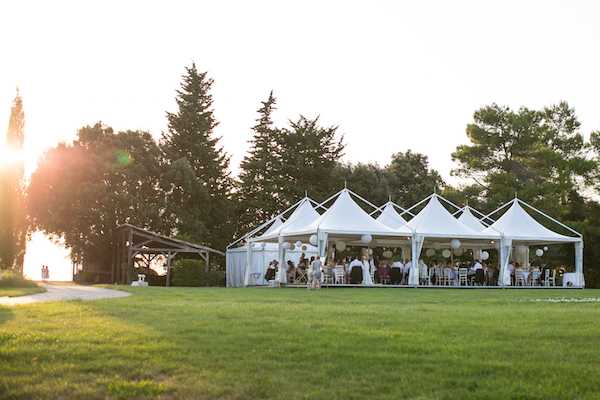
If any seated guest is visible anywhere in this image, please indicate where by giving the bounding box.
[391,260,403,284]
[379,262,391,283]
[472,259,484,285]
[349,257,363,284]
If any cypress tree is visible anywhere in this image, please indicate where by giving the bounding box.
[0,89,26,272]
[161,64,233,250]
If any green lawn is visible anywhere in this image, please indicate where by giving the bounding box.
[1,287,600,399]
[0,286,45,298]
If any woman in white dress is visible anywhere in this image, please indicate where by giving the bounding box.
[361,255,374,286]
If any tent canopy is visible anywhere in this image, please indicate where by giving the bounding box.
[408,195,500,240]
[263,217,283,236]
[482,199,581,243]
[283,189,401,237]
[457,207,488,232]
[376,202,412,234]
[256,198,321,241]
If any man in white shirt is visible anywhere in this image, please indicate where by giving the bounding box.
[391,260,403,285]
[473,259,484,285]
[348,257,363,284]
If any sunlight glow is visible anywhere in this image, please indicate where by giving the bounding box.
[0,144,25,166]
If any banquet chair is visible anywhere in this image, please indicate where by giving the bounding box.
[391,268,402,285]
[323,268,334,284]
[515,269,526,286]
[296,269,307,283]
[544,269,556,287]
[419,266,428,285]
[445,268,456,286]
[427,268,435,286]
[334,267,346,284]
[458,268,468,286]
[530,270,541,286]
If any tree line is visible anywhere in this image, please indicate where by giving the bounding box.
[3,63,600,285]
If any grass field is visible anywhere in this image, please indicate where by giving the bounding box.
[1,287,600,399]
[0,286,45,298]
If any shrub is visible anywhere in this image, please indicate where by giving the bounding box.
[170,259,225,287]
[0,271,38,288]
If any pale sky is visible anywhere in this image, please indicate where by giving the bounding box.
[2,0,600,279]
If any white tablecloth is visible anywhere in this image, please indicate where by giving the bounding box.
[563,272,579,287]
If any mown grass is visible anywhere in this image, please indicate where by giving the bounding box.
[0,286,46,297]
[1,287,600,399]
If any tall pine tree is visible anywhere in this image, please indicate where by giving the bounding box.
[236,91,282,234]
[161,64,233,250]
[0,89,26,272]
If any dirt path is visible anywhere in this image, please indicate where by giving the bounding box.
[0,283,130,306]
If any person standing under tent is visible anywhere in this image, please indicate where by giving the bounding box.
[308,257,322,289]
[473,259,484,285]
[361,255,374,286]
[391,259,403,285]
[349,257,363,284]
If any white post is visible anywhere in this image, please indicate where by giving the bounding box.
[498,238,512,286]
[243,241,253,287]
[409,235,423,286]
[278,236,287,285]
[575,240,584,287]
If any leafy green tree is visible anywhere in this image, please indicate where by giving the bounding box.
[161,63,234,249]
[275,116,345,204]
[0,90,26,272]
[28,123,166,274]
[236,91,282,234]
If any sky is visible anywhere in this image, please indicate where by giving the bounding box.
[1,0,600,279]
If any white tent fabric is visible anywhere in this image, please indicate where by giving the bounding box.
[263,217,283,236]
[457,207,487,231]
[286,190,399,237]
[408,195,499,239]
[257,199,320,241]
[227,243,317,287]
[376,203,412,234]
[482,199,580,243]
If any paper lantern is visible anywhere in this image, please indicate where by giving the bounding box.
[295,241,302,249]
[309,235,318,246]
[442,249,451,258]
[301,245,308,251]
[481,251,489,260]
[535,249,544,257]
[281,242,291,250]
[360,234,373,244]
[450,239,461,249]
[543,246,548,251]
[425,248,435,257]
[453,248,464,256]
[335,241,346,252]
[383,250,393,258]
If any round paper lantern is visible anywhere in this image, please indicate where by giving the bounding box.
[335,241,346,252]
[360,234,373,244]
[453,248,464,256]
[543,246,548,251]
[295,241,302,249]
[309,235,318,246]
[383,250,393,258]
[481,251,489,260]
[367,249,374,255]
[425,248,435,257]
[535,249,544,257]
[442,249,451,258]
[301,244,308,251]
[450,239,461,249]
[281,242,291,250]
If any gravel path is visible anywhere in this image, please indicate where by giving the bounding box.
[0,283,130,306]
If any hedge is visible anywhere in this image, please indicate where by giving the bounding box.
[170,259,225,287]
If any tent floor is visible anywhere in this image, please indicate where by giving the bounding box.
[280,284,581,289]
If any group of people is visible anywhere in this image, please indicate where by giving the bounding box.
[40,265,50,280]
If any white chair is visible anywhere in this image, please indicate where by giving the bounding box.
[544,269,556,287]
[530,270,541,286]
[458,268,468,286]
[249,272,262,285]
[334,267,346,284]
[445,268,456,286]
[323,268,334,284]
[515,269,526,286]
[419,266,428,285]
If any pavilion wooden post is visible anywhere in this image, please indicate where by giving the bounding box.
[166,251,172,287]
[206,251,210,272]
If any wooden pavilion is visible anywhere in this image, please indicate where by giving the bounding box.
[112,224,224,286]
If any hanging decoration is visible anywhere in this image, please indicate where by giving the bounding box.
[453,248,464,256]
[360,234,373,244]
[295,241,303,249]
[301,245,308,251]
[425,248,435,257]
[450,239,461,249]
[442,249,451,258]
[535,249,544,257]
[309,235,318,246]
[481,251,489,260]
[335,241,347,252]
[383,250,393,258]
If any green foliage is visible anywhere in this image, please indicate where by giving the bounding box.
[161,63,234,250]
[0,270,38,288]
[170,259,225,287]
[28,123,167,269]
[0,90,26,273]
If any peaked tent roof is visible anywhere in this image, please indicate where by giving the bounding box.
[263,217,283,236]
[376,203,412,234]
[482,199,580,243]
[407,195,499,239]
[256,198,320,240]
[457,207,487,231]
[284,190,400,237]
